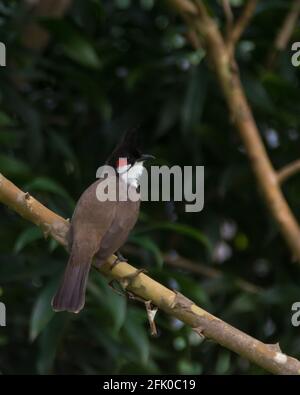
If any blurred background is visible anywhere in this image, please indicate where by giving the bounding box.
[0,0,300,374]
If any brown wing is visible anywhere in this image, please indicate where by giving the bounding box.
[52,178,117,313]
[69,179,118,251]
[94,186,141,265]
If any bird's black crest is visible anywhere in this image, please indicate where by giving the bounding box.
[107,126,142,167]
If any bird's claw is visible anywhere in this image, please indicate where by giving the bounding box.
[108,268,147,298]
[120,268,147,289]
[110,251,128,270]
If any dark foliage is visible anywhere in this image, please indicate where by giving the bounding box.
[0,0,300,374]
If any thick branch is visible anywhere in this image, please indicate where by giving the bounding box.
[0,173,69,247]
[278,160,300,184]
[0,173,300,374]
[168,0,300,262]
[267,0,300,68]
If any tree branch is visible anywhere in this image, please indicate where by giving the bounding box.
[226,0,258,55]
[278,160,300,184]
[163,252,263,294]
[124,245,262,295]
[1,172,300,374]
[222,0,234,40]
[168,0,300,262]
[167,0,197,15]
[267,0,300,69]
[0,173,69,247]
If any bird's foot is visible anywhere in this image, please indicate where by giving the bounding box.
[110,251,128,270]
[108,268,147,298]
[108,269,158,336]
[116,250,128,262]
[120,268,147,289]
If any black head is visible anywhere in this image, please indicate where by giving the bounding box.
[107,127,154,169]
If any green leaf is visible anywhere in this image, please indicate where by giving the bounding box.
[140,0,154,10]
[0,259,61,283]
[0,154,31,178]
[216,351,231,374]
[178,359,202,374]
[234,232,249,251]
[88,274,127,333]
[129,235,164,268]
[228,294,256,314]
[25,177,74,207]
[108,293,127,333]
[30,277,61,341]
[49,131,76,162]
[14,227,44,254]
[0,130,19,146]
[48,238,59,253]
[138,222,211,252]
[164,270,210,305]
[229,0,244,6]
[37,313,70,374]
[123,310,150,365]
[156,97,180,137]
[42,19,101,69]
[0,111,15,127]
[243,75,274,114]
[181,65,207,134]
[115,0,131,9]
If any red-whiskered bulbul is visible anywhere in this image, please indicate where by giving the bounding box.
[51,129,154,313]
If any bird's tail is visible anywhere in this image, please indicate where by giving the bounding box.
[52,251,92,314]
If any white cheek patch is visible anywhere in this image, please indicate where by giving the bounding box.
[128,162,144,180]
[116,164,131,174]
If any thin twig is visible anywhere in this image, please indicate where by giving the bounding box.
[222,0,234,40]
[267,0,300,69]
[278,160,300,184]
[227,0,258,55]
[144,301,158,337]
[163,252,263,294]
[167,0,198,15]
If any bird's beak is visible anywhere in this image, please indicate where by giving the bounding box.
[138,154,156,162]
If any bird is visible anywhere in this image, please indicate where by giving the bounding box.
[51,129,154,313]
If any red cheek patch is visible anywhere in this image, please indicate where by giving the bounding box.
[116,157,128,168]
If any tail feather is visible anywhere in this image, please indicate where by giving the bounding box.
[52,255,91,313]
